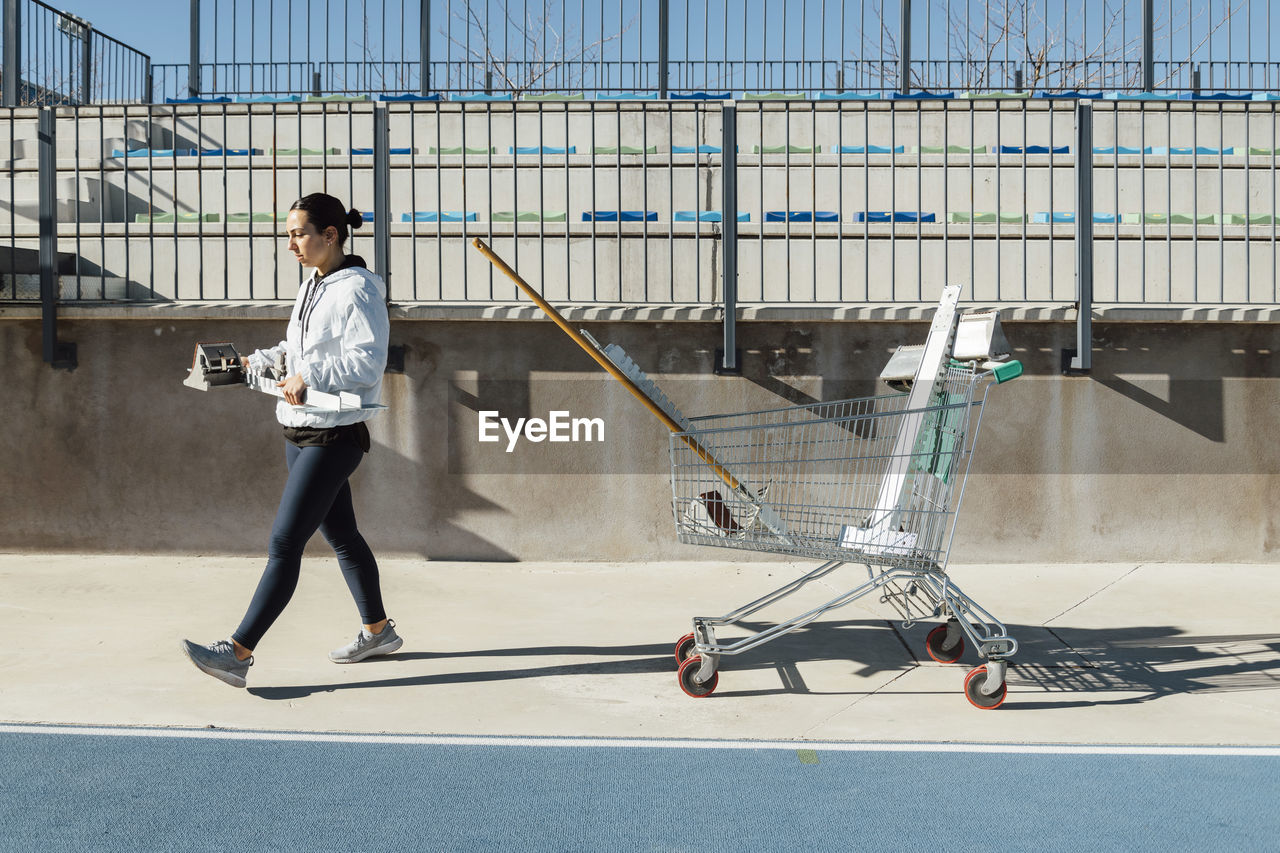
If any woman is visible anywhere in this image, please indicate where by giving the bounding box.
[181,193,400,688]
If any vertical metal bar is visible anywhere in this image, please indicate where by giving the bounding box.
[1070,101,1092,373]
[1142,0,1154,92]
[420,0,430,95]
[658,0,669,99]
[371,100,389,289]
[80,26,92,105]
[190,0,201,96]
[720,100,737,372]
[38,107,70,366]
[898,0,910,95]
[3,0,20,106]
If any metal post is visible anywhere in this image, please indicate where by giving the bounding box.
[419,0,430,96]
[1141,0,1154,93]
[189,0,201,97]
[717,101,740,375]
[1067,101,1092,374]
[3,0,20,106]
[311,70,321,97]
[80,26,92,105]
[1192,65,1201,94]
[658,0,670,99]
[899,0,911,95]
[38,108,74,369]
[373,103,392,301]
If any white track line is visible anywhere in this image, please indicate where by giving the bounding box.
[1,723,1278,756]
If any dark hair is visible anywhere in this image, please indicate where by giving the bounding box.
[289,193,363,247]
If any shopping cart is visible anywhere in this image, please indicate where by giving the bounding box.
[468,238,1021,709]
[670,355,1022,708]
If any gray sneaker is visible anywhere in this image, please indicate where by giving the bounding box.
[180,639,252,688]
[329,620,403,663]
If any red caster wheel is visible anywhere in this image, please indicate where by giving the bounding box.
[677,656,719,698]
[674,632,698,665]
[925,623,965,663]
[964,665,1008,710]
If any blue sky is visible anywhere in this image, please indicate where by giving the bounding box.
[62,0,1280,95]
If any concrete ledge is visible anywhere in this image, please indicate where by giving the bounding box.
[4,300,1280,323]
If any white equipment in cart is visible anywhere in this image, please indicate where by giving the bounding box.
[182,341,386,412]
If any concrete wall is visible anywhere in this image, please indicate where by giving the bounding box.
[3,313,1278,562]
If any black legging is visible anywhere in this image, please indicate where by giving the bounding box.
[232,439,385,650]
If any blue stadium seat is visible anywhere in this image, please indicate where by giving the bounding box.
[834,144,904,154]
[817,92,882,100]
[1145,146,1234,155]
[1036,91,1103,99]
[890,91,955,99]
[165,96,231,104]
[765,211,839,223]
[673,211,750,222]
[999,145,1070,154]
[1093,146,1143,155]
[672,145,722,154]
[350,147,417,155]
[111,148,199,157]
[1030,212,1118,224]
[235,95,303,103]
[670,92,732,100]
[854,211,937,223]
[199,148,262,156]
[378,93,443,101]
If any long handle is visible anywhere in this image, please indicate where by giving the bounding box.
[471,237,743,492]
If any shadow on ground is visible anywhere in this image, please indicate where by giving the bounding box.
[248,621,1280,706]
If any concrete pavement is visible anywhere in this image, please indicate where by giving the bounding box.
[1,555,1277,745]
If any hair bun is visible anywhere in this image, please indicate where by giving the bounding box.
[347,208,364,229]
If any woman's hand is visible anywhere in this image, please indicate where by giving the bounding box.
[277,374,308,406]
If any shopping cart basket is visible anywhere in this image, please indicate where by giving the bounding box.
[670,357,1022,708]
[468,238,1021,709]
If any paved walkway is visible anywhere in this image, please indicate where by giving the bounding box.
[2,555,1278,745]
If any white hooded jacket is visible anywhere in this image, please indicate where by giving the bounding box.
[248,261,389,428]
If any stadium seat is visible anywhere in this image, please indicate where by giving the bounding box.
[911,145,986,154]
[509,146,576,154]
[765,211,839,222]
[948,212,1024,224]
[491,211,567,222]
[593,145,659,154]
[428,146,497,155]
[999,145,1070,154]
[401,211,477,222]
[753,144,822,154]
[583,211,658,222]
[673,211,750,222]
[855,211,937,223]
[834,144,904,154]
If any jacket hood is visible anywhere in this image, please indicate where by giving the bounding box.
[314,263,386,301]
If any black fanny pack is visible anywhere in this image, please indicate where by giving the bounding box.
[283,421,371,453]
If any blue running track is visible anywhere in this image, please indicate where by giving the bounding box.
[2,726,1277,851]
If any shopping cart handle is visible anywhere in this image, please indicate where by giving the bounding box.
[987,359,1023,383]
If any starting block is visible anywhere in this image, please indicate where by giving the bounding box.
[182,341,385,412]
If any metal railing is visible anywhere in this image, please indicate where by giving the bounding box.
[4,99,1279,308]
[0,0,152,105]
[149,0,1280,102]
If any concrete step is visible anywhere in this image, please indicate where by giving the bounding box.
[1,274,131,301]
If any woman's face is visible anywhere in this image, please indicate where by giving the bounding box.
[285,209,337,269]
